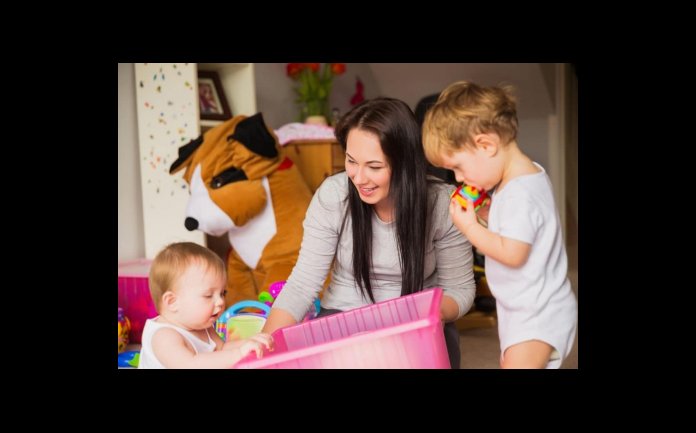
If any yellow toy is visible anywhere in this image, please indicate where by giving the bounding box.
[118,307,131,354]
[451,184,490,211]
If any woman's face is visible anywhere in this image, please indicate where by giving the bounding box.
[345,128,392,207]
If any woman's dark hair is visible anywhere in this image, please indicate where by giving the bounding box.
[334,97,430,303]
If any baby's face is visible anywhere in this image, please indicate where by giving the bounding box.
[172,261,227,331]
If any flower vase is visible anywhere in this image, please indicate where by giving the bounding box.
[304,115,328,126]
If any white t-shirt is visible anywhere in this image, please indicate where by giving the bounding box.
[486,163,577,369]
[138,318,216,369]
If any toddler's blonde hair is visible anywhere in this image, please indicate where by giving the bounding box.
[422,81,518,167]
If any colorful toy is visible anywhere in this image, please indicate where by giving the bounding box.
[450,184,490,212]
[268,280,285,298]
[118,259,158,344]
[216,280,323,342]
[258,291,274,306]
[216,301,271,342]
[118,307,131,354]
[118,350,140,368]
[263,280,320,320]
[169,113,313,307]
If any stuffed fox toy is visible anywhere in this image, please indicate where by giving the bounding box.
[170,113,313,306]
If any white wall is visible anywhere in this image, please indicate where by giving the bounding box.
[134,63,205,259]
[368,63,554,177]
[518,117,551,175]
[118,63,145,261]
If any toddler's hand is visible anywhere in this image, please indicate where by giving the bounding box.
[449,197,479,235]
[476,199,490,227]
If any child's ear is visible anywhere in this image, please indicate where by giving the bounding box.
[162,291,178,312]
[473,133,499,157]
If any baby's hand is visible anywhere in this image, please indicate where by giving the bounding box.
[238,333,274,359]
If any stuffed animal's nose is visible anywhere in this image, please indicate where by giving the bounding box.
[184,217,199,231]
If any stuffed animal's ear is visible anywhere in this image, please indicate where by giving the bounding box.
[228,113,279,158]
[170,135,204,174]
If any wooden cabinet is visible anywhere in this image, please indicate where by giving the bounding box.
[284,139,344,193]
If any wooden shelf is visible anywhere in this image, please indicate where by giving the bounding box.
[200,119,223,128]
[284,139,344,193]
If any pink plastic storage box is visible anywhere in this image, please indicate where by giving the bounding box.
[118,259,157,343]
[235,287,450,369]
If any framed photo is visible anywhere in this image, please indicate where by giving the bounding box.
[197,70,232,121]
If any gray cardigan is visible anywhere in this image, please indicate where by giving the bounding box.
[272,172,476,322]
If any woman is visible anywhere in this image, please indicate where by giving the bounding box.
[263,97,476,368]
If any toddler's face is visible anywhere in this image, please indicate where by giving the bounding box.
[440,147,498,192]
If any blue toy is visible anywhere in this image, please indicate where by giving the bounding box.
[216,281,323,342]
[118,350,140,368]
[216,300,271,341]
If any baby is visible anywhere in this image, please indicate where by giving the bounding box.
[138,242,273,368]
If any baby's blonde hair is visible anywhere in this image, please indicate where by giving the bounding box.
[422,81,518,167]
[148,242,226,313]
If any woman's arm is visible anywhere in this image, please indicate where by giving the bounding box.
[439,295,461,322]
[262,307,298,334]
[264,174,346,329]
[431,185,477,321]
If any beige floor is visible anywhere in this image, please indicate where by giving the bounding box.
[458,321,578,369]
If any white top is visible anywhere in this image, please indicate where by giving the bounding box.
[486,163,577,368]
[272,172,477,322]
[138,318,216,369]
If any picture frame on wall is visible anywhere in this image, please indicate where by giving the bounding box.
[197,70,232,121]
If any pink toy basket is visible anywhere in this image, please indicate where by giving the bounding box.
[118,259,157,343]
[234,287,450,369]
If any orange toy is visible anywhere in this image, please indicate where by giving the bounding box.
[170,113,313,306]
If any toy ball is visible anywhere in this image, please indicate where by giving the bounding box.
[268,281,286,298]
[451,184,490,212]
[118,307,131,354]
[258,291,274,304]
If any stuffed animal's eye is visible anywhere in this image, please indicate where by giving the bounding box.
[211,167,248,189]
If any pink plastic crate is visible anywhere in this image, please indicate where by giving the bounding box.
[235,287,450,369]
[118,259,157,343]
